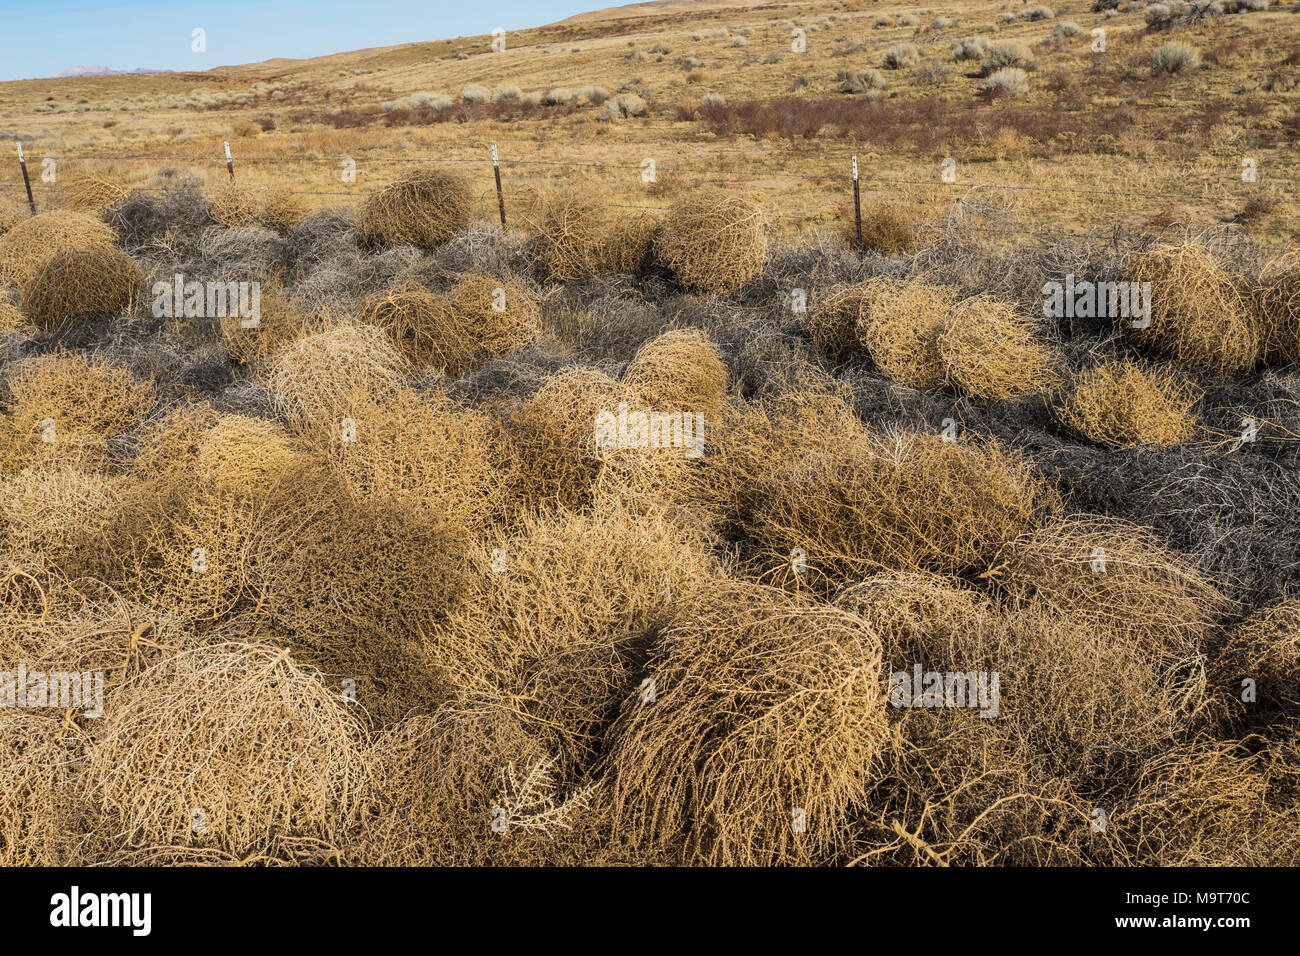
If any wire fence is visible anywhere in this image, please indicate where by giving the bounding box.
[3,141,1295,252]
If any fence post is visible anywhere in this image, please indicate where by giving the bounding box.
[852,155,862,251]
[16,143,36,215]
[224,141,235,181]
[491,143,506,228]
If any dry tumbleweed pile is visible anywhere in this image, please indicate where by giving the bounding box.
[0,170,1297,867]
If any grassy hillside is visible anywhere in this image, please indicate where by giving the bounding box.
[2,0,1297,245]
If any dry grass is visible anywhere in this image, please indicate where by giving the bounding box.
[1056,359,1200,447]
[356,280,446,365]
[0,461,121,556]
[605,580,887,865]
[656,190,771,294]
[443,273,541,370]
[327,386,501,527]
[621,328,727,416]
[0,299,29,337]
[351,701,598,865]
[856,276,957,387]
[805,284,870,362]
[1131,242,1262,373]
[435,499,719,769]
[1258,249,1300,365]
[0,199,23,236]
[502,367,639,512]
[253,474,475,724]
[1215,600,1300,712]
[359,275,538,374]
[265,322,409,436]
[603,211,661,275]
[194,414,299,495]
[0,210,116,287]
[5,352,154,471]
[219,285,306,365]
[988,515,1225,654]
[19,244,141,330]
[357,166,473,248]
[4,2,1299,867]
[533,191,610,283]
[745,397,1056,585]
[0,714,88,866]
[937,297,1058,399]
[208,180,308,233]
[85,642,368,858]
[58,174,129,215]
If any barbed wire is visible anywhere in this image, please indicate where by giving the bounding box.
[2,147,1294,254]
[5,148,1296,208]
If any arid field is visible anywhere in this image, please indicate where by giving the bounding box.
[1,0,1300,867]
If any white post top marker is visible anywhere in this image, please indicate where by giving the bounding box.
[491,143,499,167]
[224,141,232,161]
[16,143,24,163]
[852,156,858,181]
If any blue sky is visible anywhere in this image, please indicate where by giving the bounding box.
[0,0,600,81]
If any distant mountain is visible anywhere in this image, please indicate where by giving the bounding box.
[550,0,764,26]
[53,66,167,78]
